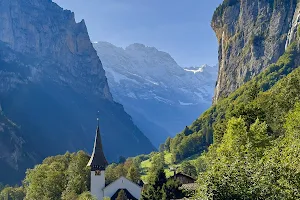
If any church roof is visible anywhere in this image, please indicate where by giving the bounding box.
[87,120,108,171]
[104,176,142,190]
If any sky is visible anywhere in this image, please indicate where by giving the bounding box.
[53,0,223,67]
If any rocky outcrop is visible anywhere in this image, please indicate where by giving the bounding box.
[0,0,111,99]
[286,1,300,48]
[212,0,298,103]
[0,0,155,184]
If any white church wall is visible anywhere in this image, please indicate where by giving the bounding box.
[103,176,141,199]
[91,170,105,200]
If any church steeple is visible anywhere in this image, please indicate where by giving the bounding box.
[87,117,108,171]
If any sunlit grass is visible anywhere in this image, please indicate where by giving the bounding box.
[140,151,179,182]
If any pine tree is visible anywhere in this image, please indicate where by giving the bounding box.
[141,167,167,200]
[183,126,192,136]
[127,165,140,184]
[116,190,127,200]
[164,137,171,152]
[162,179,183,200]
[159,143,165,152]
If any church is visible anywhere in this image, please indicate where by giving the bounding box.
[87,119,142,200]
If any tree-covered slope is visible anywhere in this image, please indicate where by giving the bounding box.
[138,42,300,198]
[168,41,300,163]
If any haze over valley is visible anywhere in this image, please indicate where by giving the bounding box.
[1,0,300,199]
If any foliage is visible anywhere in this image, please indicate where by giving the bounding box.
[164,137,171,152]
[196,103,300,199]
[171,132,207,163]
[0,187,25,200]
[178,161,197,178]
[77,192,97,200]
[24,151,90,200]
[159,143,165,152]
[116,190,127,200]
[105,158,142,185]
[0,183,5,193]
[127,165,141,184]
[118,156,126,164]
[149,152,165,174]
[141,167,184,200]
[162,179,184,200]
[141,167,167,200]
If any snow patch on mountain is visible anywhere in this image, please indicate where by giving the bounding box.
[179,101,194,106]
[93,41,218,146]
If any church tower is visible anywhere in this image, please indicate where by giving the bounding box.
[87,118,108,200]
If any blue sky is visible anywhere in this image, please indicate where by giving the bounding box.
[53,0,223,67]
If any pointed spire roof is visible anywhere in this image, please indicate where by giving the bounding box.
[87,118,108,171]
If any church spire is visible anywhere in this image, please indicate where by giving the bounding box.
[87,116,108,171]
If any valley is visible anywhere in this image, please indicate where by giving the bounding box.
[1,0,300,199]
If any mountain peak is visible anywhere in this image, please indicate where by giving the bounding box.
[126,43,147,50]
[93,41,218,147]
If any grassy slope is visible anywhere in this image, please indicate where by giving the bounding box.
[140,152,173,182]
[140,152,200,182]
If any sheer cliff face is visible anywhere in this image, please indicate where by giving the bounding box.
[212,0,297,103]
[0,0,154,184]
[0,0,111,98]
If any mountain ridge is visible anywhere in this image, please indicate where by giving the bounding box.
[0,0,154,184]
[93,41,218,146]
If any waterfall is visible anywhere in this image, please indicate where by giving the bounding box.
[285,3,300,49]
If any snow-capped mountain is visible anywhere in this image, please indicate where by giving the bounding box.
[93,42,218,146]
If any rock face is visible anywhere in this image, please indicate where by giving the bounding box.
[212,0,298,103]
[93,42,218,146]
[0,0,154,184]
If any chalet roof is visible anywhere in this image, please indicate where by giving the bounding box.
[171,172,196,182]
[180,183,199,191]
[87,121,108,171]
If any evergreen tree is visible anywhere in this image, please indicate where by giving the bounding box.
[164,137,171,152]
[142,167,184,200]
[0,187,25,200]
[159,143,165,152]
[149,152,165,174]
[118,156,126,164]
[127,165,141,184]
[162,179,184,200]
[77,192,97,200]
[141,167,167,200]
[183,126,193,136]
[105,163,119,185]
[179,161,197,178]
[0,183,4,192]
[246,82,260,101]
[116,190,127,200]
